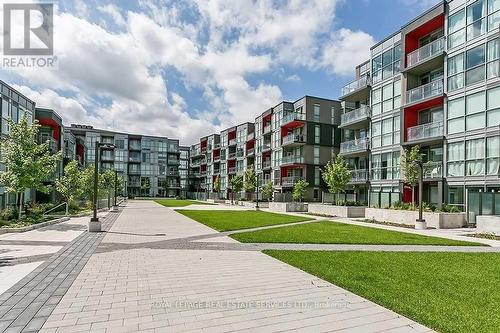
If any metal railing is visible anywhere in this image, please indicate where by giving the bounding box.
[423,161,443,179]
[341,106,371,126]
[282,134,305,145]
[350,169,369,182]
[407,121,444,142]
[340,137,369,154]
[281,113,305,125]
[281,176,304,187]
[407,37,445,68]
[281,155,305,165]
[406,79,443,104]
[341,75,371,97]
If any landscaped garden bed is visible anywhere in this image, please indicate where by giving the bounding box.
[176,210,311,231]
[154,199,214,207]
[365,207,466,229]
[231,221,482,246]
[268,202,308,212]
[308,203,366,218]
[264,250,500,333]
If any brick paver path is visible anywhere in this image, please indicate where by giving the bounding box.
[34,201,434,333]
[0,211,121,333]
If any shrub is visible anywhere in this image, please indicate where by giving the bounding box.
[0,207,18,221]
[439,204,461,213]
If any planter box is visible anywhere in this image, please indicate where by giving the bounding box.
[269,202,308,213]
[237,201,270,208]
[207,199,225,204]
[476,216,500,234]
[365,208,466,229]
[308,204,366,218]
[0,216,70,234]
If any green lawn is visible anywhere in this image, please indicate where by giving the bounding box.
[264,251,500,333]
[231,221,483,246]
[177,210,311,231]
[154,199,213,207]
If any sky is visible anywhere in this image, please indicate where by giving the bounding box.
[1,0,440,145]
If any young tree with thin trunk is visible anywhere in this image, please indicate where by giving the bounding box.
[243,168,257,200]
[0,117,61,219]
[322,155,352,205]
[230,174,244,203]
[55,160,82,215]
[401,145,422,208]
[292,179,309,202]
[262,181,274,202]
[213,175,221,199]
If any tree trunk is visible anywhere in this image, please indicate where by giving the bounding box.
[17,192,22,220]
[412,187,415,209]
[66,200,69,216]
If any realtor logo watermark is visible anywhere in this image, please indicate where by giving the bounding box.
[1,1,57,69]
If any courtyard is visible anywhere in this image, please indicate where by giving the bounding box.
[0,200,498,333]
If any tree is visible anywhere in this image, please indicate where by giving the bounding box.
[79,165,104,203]
[292,179,309,202]
[55,160,82,214]
[243,168,257,194]
[102,169,116,208]
[322,155,352,204]
[213,175,221,198]
[262,181,274,202]
[230,174,244,203]
[401,145,422,208]
[0,117,61,219]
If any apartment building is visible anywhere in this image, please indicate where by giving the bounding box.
[339,0,500,222]
[0,80,37,209]
[179,146,190,197]
[68,125,182,198]
[190,96,341,201]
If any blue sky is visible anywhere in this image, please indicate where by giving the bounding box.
[2,0,439,144]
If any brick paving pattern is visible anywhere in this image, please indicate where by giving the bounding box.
[0,211,121,333]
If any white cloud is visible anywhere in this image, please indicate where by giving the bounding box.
[6,0,376,144]
[320,28,376,76]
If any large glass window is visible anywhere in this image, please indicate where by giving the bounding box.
[447,97,465,134]
[487,39,499,79]
[467,0,487,40]
[466,45,486,85]
[448,54,465,91]
[382,118,392,146]
[487,86,500,126]
[466,91,486,130]
[449,9,466,48]
[486,136,500,174]
[447,142,465,176]
[371,121,381,148]
[466,138,485,175]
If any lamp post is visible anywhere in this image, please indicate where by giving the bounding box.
[89,141,115,232]
[412,160,426,230]
[255,173,260,210]
[111,170,119,212]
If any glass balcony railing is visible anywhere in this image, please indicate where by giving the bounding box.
[213,155,221,162]
[228,152,236,159]
[407,121,444,142]
[340,138,369,154]
[281,176,304,187]
[406,79,443,105]
[261,143,271,152]
[340,106,371,126]
[236,150,245,158]
[407,37,445,68]
[423,161,443,179]
[247,148,255,155]
[350,169,369,182]
[263,125,271,134]
[341,75,371,97]
[247,132,255,141]
[281,155,305,165]
[282,134,305,145]
[281,113,306,126]
[228,167,236,174]
[228,138,237,146]
[262,160,271,169]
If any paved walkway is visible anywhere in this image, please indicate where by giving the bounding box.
[31,201,433,333]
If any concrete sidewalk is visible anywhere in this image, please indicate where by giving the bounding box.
[35,200,433,333]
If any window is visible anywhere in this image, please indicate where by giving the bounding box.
[382,83,393,113]
[371,121,381,148]
[372,88,382,115]
[449,9,466,48]
[314,167,320,186]
[466,138,485,175]
[486,136,500,175]
[487,39,499,79]
[448,98,465,134]
[466,45,486,85]
[448,54,464,91]
[447,142,465,176]
[466,91,486,130]
[467,0,487,40]
[314,146,320,164]
[382,118,392,146]
[313,104,320,122]
[393,116,400,144]
[315,125,320,144]
[487,86,500,126]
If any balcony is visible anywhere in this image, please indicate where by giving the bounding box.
[261,143,271,152]
[405,80,443,106]
[263,125,271,135]
[213,155,221,162]
[281,176,304,187]
[167,171,180,177]
[247,132,255,141]
[281,155,305,165]
[228,138,237,146]
[129,142,141,150]
[101,153,114,162]
[247,148,255,156]
[236,150,245,158]
[262,159,272,169]
[423,161,443,179]
[405,37,445,75]
[349,169,369,183]
[405,121,444,145]
[339,106,371,130]
[128,156,141,163]
[281,113,306,128]
[127,181,140,187]
[228,167,236,174]
[228,152,236,160]
[340,75,371,102]
[282,134,306,147]
[167,159,180,165]
[340,138,369,156]
[128,169,141,175]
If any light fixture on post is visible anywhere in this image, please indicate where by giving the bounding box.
[89,141,115,232]
[111,170,119,212]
